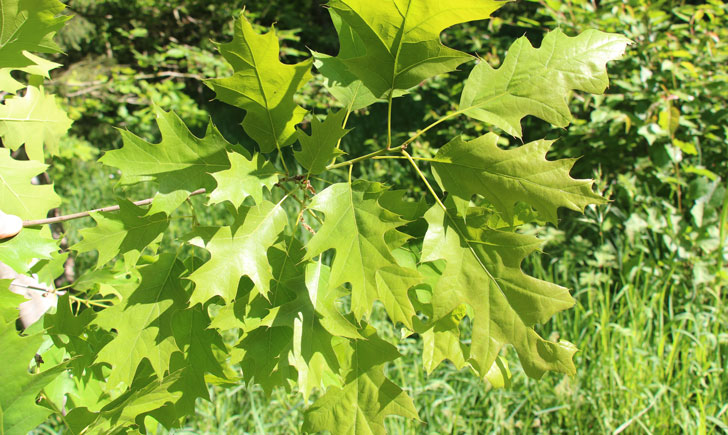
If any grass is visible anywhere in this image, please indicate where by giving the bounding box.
[123,208,726,434]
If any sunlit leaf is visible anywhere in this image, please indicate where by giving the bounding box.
[327,0,504,98]
[304,181,420,327]
[460,29,631,137]
[187,200,288,304]
[432,132,605,223]
[206,16,312,153]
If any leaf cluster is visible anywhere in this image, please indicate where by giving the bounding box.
[0,1,630,433]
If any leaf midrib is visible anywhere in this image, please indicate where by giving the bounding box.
[227,28,281,150]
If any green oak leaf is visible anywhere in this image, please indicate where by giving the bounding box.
[92,254,188,391]
[0,52,62,93]
[209,151,278,208]
[169,307,228,415]
[72,200,169,268]
[187,199,288,305]
[44,293,95,343]
[0,227,57,272]
[44,293,102,374]
[145,191,191,217]
[312,11,382,111]
[327,0,503,98]
[100,106,234,195]
[294,109,350,174]
[0,280,25,323]
[0,147,60,219]
[69,370,183,434]
[415,279,513,388]
[0,86,72,161]
[459,29,631,137]
[0,0,70,70]
[421,304,468,373]
[206,15,312,153]
[0,318,66,435]
[421,203,577,378]
[304,259,362,340]
[431,133,605,224]
[235,237,355,398]
[302,325,418,435]
[304,180,420,327]
[0,148,60,274]
[235,326,297,395]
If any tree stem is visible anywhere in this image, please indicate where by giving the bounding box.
[22,188,207,227]
[386,91,394,149]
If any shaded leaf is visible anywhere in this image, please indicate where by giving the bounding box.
[294,109,349,174]
[238,237,353,397]
[304,181,420,327]
[0,318,66,435]
[69,370,183,434]
[422,203,577,378]
[235,326,297,395]
[92,254,188,391]
[302,325,418,435]
[72,200,169,268]
[169,307,227,415]
[421,304,468,373]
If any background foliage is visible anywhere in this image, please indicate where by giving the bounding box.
[0,0,726,433]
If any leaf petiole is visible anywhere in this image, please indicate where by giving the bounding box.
[325,108,464,171]
[326,145,404,170]
[372,155,439,162]
[399,109,465,150]
[401,150,447,213]
[275,182,323,225]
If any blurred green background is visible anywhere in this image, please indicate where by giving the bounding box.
[35,0,728,432]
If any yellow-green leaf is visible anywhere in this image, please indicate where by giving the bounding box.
[206,16,313,153]
[460,29,631,137]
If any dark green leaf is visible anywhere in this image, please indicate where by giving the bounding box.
[294,109,349,174]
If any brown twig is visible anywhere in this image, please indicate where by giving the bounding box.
[22,188,207,227]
